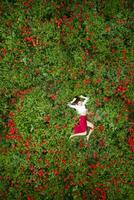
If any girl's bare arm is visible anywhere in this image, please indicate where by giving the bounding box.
[80,95,89,105]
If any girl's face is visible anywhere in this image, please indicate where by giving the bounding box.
[77,101,83,106]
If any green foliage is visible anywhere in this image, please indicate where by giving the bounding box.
[0,0,133,199]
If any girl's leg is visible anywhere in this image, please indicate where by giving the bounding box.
[70,121,94,140]
[87,121,94,129]
[69,131,87,139]
[86,121,94,141]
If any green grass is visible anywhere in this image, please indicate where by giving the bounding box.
[0,0,134,199]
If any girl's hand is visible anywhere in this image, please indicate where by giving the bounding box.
[80,95,88,98]
[79,95,84,98]
[80,95,89,105]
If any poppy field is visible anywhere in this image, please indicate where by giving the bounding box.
[0,0,134,199]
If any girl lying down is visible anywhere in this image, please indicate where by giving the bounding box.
[68,95,94,141]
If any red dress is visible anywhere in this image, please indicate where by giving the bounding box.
[74,115,87,134]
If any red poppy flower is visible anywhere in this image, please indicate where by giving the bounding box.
[55,124,61,129]
[53,170,60,176]
[65,184,70,190]
[98,125,105,132]
[9,112,15,117]
[84,79,91,84]
[111,48,116,53]
[50,94,57,100]
[94,151,98,159]
[85,49,89,55]
[29,165,34,171]
[27,196,34,200]
[128,134,134,153]
[24,140,30,148]
[44,115,51,123]
[27,151,31,160]
[117,85,128,93]
[96,79,102,84]
[92,188,107,200]
[8,119,15,127]
[39,169,44,177]
[3,48,7,56]
[126,99,133,106]
[9,127,18,134]
[105,26,111,32]
[86,37,91,41]
[129,126,134,133]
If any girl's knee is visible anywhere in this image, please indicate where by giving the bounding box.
[87,121,94,129]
